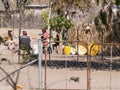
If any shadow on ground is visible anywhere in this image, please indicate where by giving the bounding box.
[29,56,120,71]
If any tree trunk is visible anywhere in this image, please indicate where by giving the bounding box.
[58,31,63,54]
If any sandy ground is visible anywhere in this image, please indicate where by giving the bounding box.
[0,63,120,90]
[0,28,120,90]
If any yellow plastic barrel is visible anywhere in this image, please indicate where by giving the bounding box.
[64,46,71,55]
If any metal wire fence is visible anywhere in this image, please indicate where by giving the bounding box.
[0,8,120,89]
[0,36,120,90]
[37,41,120,90]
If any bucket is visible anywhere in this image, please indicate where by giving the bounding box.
[64,46,71,55]
[76,41,87,55]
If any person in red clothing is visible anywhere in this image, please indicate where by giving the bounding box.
[41,29,49,54]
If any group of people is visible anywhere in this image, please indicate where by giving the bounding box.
[20,29,59,55]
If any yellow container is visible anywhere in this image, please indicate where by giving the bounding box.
[64,46,71,55]
[88,43,99,56]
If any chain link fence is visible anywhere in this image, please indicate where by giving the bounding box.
[0,28,120,90]
[40,42,120,90]
[0,7,120,90]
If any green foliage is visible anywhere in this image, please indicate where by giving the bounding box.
[49,15,73,32]
[115,0,120,6]
[41,11,48,23]
[64,18,74,29]
[56,8,62,15]
[40,6,73,33]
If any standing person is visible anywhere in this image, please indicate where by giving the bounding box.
[55,34,59,54]
[51,33,60,54]
[41,29,49,54]
[20,31,32,54]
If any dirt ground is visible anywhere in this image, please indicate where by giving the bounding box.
[0,28,120,90]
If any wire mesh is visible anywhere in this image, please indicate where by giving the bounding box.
[0,5,120,90]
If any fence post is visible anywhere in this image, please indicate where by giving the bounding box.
[87,44,91,90]
[110,45,113,90]
[38,39,43,90]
